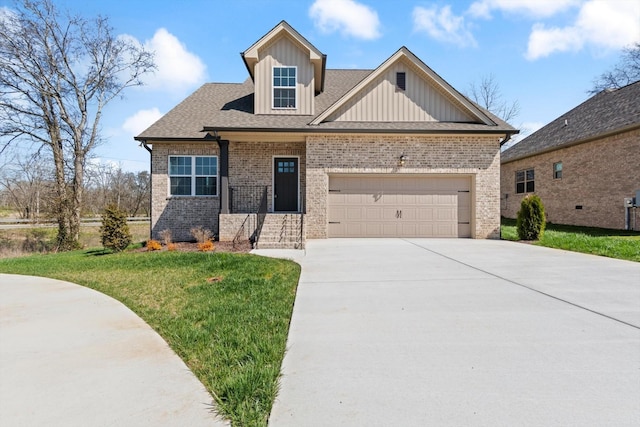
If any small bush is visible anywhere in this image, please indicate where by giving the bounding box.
[22,229,54,253]
[159,229,173,246]
[197,240,215,252]
[167,243,177,251]
[190,226,213,243]
[146,240,162,251]
[100,204,132,252]
[517,194,546,240]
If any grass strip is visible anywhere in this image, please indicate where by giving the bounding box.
[0,250,300,426]
[501,218,640,262]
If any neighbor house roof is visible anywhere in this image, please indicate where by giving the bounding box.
[502,81,640,164]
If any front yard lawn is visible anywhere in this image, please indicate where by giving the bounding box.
[501,218,640,262]
[0,250,300,426]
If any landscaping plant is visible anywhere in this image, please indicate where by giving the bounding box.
[100,204,132,252]
[516,194,546,240]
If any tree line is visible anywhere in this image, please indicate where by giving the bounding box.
[0,154,150,220]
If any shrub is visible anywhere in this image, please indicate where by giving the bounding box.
[22,229,54,253]
[100,204,132,252]
[146,239,162,251]
[159,229,173,246]
[190,226,213,243]
[517,194,546,240]
[197,240,215,252]
[167,242,177,251]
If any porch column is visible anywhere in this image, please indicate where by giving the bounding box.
[217,138,230,214]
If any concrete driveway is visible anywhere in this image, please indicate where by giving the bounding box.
[266,239,640,426]
[0,274,228,427]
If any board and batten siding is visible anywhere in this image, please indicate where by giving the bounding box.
[254,35,314,115]
[327,60,474,122]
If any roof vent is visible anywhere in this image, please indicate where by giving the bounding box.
[396,72,406,91]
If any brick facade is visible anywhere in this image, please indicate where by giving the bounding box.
[151,135,503,241]
[501,128,640,230]
[150,142,220,241]
[305,134,502,239]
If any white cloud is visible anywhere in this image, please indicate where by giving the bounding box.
[309,0,381,40]
[124,28,207,92]
[469,0,579,19]
[122,108,163,137]
[525,0,640,60]
[413,5,477,48]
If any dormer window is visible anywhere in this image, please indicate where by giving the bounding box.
[273,66,297,109]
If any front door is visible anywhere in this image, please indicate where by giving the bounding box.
[274,157,299,212]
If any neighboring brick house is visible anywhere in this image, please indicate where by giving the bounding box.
[501,81,640,231]
[136,21,517,247]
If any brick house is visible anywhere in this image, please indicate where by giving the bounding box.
[501,81,640,231]
[136,21,517,247]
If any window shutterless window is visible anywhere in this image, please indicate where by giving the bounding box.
[553,162,562,179]
[273,66,296,109]
[516,168,534,194]
[168,156,218,196]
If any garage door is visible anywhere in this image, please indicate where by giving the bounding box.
[328,175,471,238]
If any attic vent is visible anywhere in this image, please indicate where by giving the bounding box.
[396,72,406,91]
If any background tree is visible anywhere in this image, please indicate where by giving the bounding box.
[590,43,640,95]
[0,154,54,220]
[467,73,520,123]
[0,0,154,249]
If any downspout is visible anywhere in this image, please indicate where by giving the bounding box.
[139,140,152,240]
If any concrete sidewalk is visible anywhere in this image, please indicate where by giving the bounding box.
[268,239,640,426]
[0,274,228,427]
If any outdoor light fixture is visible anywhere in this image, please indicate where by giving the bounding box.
[399,154,406,167]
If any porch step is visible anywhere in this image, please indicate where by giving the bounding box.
[256,214,304,249]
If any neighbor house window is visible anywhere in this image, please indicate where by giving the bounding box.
[168,156,218,196]
[273,66,296,109]
[553,162,563,179]
[516,168,535,194]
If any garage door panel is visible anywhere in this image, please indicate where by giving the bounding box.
[328,176,472,238]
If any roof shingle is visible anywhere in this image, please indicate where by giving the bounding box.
[501,81,640,163]
[136,69,516,140]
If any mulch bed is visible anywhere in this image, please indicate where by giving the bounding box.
[136,240,252,253]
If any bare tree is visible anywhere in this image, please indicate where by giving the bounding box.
[0,153,54,220]
[590,43,640,94]
[467,73,520,123]
[0,0,154,249]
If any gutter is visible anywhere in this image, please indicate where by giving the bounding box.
[203,126,519,136]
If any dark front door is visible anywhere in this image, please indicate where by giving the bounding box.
[274,157,298,211]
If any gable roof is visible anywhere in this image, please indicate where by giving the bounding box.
[502,81,640,163]
[311,47,495,126]
[242,20,326,93]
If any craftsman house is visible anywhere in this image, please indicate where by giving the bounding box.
[501,81,640,230]
[136,21,517,248]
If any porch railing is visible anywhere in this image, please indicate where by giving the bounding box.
[253,186,268,247]
[229,185,269,214]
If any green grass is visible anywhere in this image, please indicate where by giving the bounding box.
[0,250,300,426]
[501,218,640,262]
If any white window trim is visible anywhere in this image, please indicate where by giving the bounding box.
[272,66,297,110]
[168,155,219,197]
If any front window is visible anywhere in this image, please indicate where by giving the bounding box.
[553,162,562,179]
[273,66,296,109]
[516,168,535,194]
[169,156,218,196]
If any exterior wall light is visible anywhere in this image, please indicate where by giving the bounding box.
[399,154,406,167]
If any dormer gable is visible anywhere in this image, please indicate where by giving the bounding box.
[241,21,326,115]
[311,47,495,125]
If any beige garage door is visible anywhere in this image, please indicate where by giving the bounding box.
[328,175,471,238]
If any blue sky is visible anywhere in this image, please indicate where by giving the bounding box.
[3,0,639,171]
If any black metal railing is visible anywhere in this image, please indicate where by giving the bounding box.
[253,186,268,247]
[229,185,269,214]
